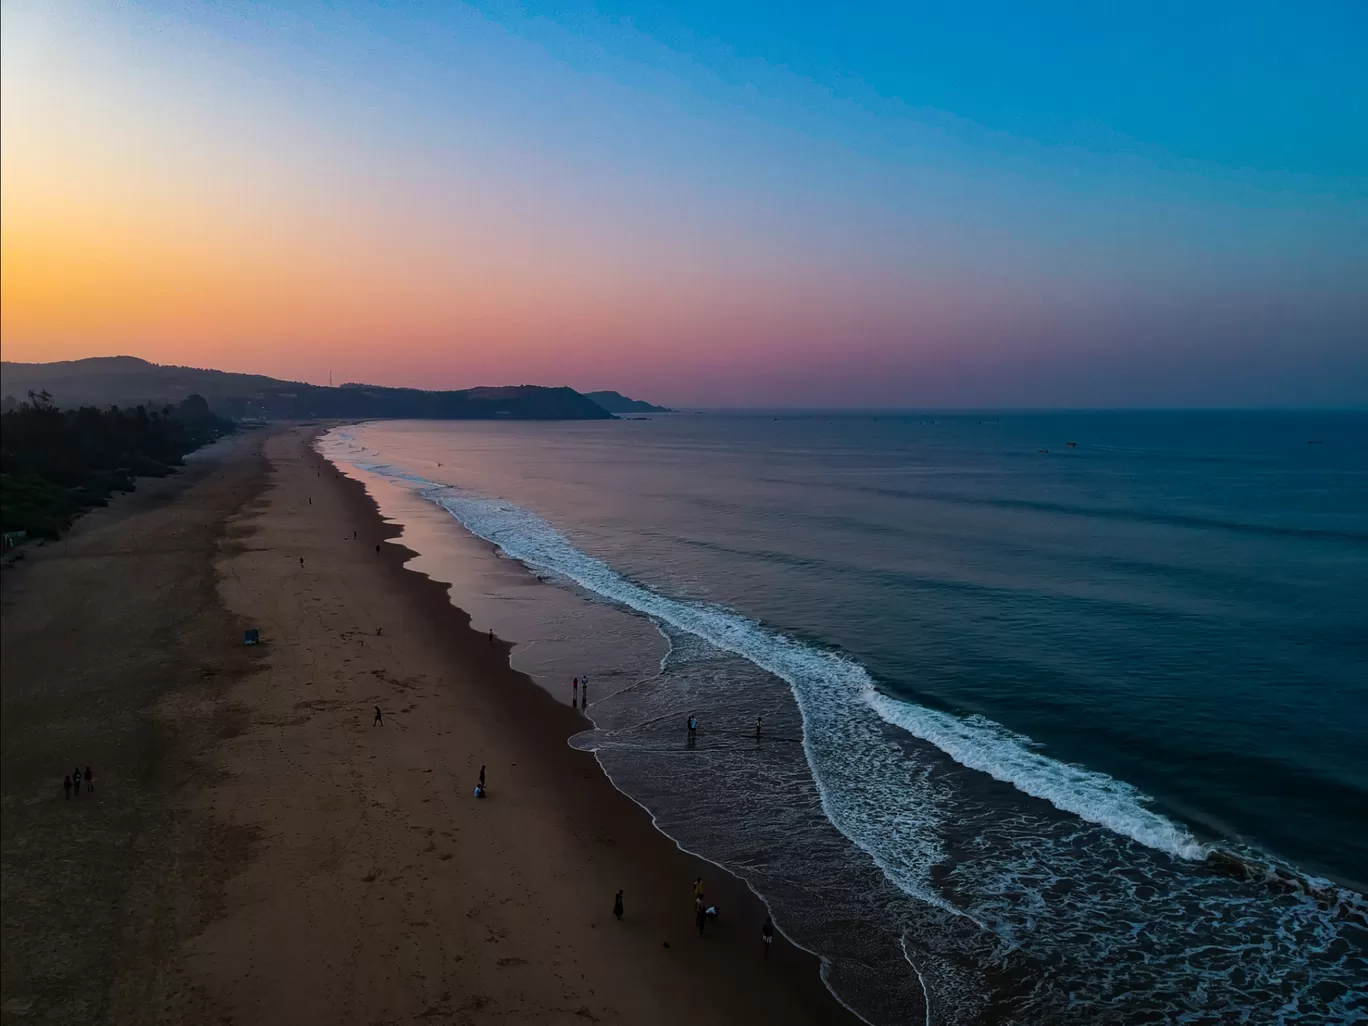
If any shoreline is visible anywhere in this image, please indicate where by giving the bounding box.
[320,429,936,1025]
[306,428,858,1024]
[317,417,1368,1026]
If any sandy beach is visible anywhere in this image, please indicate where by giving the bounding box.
[1,426,852,1025]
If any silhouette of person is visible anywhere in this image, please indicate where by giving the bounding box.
[479,765,486,789]
[373,706,383,726]
[613,890,624,921]
[762,916,775,957]
[72,767,81,798]
[85,766,93,794]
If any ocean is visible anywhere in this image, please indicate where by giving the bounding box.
[319,411,1368,1025]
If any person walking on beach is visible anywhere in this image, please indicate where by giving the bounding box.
[488,629,494,645]
[696,896,707,935]
[373,706,383,726]
[687,714,698,744]
[762,916,775,957]
[572,677,579,704]
[63,775,72,800]
[694,877,704,902]
[479,765,486,790]
[299,557,304,567]
[72,767,81,798]
[756,715,762,740]
[581,677,589,706]
[85,766,94,794]
[613,890,624,921]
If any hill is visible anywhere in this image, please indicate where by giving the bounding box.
[584,390,672,414]
[0,357,615,421]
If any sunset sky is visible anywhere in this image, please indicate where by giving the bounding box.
[2,1,1365,406]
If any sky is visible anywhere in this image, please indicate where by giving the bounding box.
[2,0,1365,407]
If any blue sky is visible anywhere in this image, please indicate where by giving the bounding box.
[4,0,1365,404]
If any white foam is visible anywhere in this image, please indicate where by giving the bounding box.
[329,443,1208,881]
[867,695,1209,859]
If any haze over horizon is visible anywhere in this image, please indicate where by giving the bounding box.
[3,1,1365,408]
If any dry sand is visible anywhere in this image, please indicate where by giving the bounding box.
[2,426,853,1025]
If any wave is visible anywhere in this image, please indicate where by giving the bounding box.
[867,695,1208,859]
[822,482,1368,545]
[343,456,1207,867]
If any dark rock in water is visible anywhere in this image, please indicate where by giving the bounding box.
[1206,849,1253,880]
[1206,849,1367,920]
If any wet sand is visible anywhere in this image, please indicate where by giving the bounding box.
[1,425,853,1025]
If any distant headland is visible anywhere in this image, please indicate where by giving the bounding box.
[1,356,669,421]
[582,390,673,414]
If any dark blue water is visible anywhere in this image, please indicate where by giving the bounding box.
[323,411,1368,1025]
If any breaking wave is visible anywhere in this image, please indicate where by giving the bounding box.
[351,459,1206,864]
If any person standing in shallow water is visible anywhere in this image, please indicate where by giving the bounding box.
[756,715,762,740]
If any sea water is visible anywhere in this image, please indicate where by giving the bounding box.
[320,411,1368,1025]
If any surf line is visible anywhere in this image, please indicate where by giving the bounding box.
[332,452,1210,867]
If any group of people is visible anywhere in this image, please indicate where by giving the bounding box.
[571,675,590,708]
[62,765,93,799]
[684,875,775,957]
[607,876,776,957]
[693,876,717,934]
